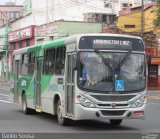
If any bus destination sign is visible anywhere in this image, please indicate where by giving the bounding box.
[93,39,131,48]
[79,36,144,51]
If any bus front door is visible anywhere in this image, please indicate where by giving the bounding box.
[66,53,75,116]
[35,58,42,111]
[14,60,20,103]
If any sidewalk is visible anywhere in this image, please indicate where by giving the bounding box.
[147,90,160,97]
[0,77,11,83]
[0,77,11,90]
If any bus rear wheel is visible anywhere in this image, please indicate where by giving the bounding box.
[22,94,33,114]
[109,119,122,126]
[57,100,69,126]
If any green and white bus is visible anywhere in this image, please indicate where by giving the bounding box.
[11,34,147,126]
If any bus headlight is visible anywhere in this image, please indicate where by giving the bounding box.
[76,95,95,108]
[131,95,146,108]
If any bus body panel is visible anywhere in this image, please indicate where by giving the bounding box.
[41,75,65,114]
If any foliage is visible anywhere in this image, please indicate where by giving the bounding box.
[154,0,160,27]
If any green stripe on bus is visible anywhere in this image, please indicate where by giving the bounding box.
[41,75,52,93]
[28,45,41,52]
[42,39,65,50]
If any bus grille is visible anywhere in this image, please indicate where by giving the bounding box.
[91,95,136,102]
[98,104,128,107]
[101,110,126,116]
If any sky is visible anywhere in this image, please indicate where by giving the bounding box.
[0,0,25,5]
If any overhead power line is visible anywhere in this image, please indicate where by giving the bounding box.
[26,0,113,14]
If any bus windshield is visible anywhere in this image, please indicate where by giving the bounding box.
[78,51,146,93]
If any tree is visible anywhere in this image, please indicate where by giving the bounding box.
[154,0,160,27]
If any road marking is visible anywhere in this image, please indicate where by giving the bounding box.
[0,94,11,97]
[0,100,13,104]
[0,97,12,100]
[0,87,10,91]
[0,93,13,104]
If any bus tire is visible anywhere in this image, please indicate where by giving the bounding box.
[57,100,68,126]
[109,119,122,126]
[22,94,33,115]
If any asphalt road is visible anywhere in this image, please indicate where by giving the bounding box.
[0,88,160,139]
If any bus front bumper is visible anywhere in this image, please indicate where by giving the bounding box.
[74,103,146,121]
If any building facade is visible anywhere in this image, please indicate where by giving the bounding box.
[8,25,35,71]
[103,0,142,15]
[0,4,23,79]
[117,4,159,33]
[0,26,11,77]
[0,5,23,27]
[35,20,102,44]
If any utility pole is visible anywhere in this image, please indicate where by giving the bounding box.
[141,0,144,38]
[5,22,9,82]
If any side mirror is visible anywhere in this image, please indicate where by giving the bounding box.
[72,54,77,70]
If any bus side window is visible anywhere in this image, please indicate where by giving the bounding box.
[44,50,48,74]
[21,53,28,75]
[44,48,55,75]
[55,46,66,75]
[28,52,35,75]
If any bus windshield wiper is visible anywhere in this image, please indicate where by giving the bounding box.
[95,50,114,72]
[95,50,114,83]
[119,49,132,68]
[114,49,132,80]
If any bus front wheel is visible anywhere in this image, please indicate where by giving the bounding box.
[109,119,122,126]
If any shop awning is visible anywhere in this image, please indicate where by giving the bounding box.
[151,57,160,64]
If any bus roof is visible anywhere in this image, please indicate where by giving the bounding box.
[28,44,41,52]
[13,44,41,55]
[64,33,143,45]
[42,39,65,50]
